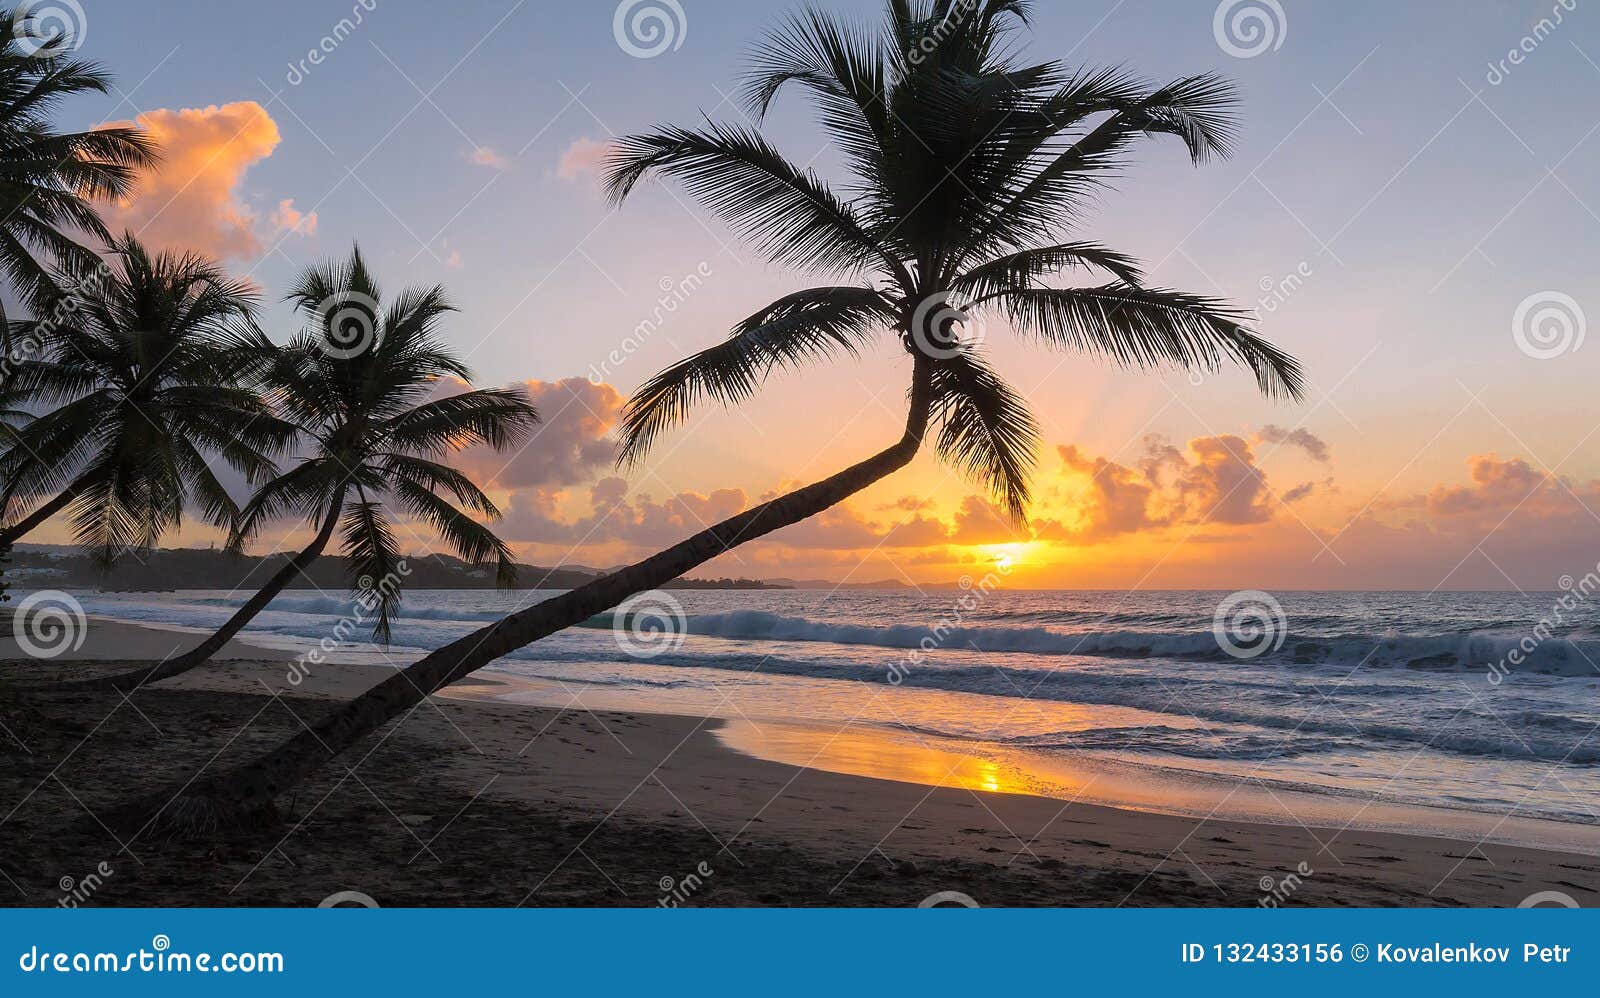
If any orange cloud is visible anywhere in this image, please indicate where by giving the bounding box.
[1051,444,1161,540]
[1044,433,1282,543]
[99,102,307,260]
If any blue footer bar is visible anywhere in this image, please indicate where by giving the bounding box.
[1,909,1590,995]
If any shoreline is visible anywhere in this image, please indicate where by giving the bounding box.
[13,615,1600,857]
[2,618,1599,905]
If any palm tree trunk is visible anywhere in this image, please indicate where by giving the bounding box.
[0,480,88,549]
[77,498,346,693]
[122,360,933,834]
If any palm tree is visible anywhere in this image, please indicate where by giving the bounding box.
[0,235,293,561]
[90,247,541,691]
[0,8,160,349]
[117,0,1304,833]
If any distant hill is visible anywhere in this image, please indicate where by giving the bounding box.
[768,578,913,590]
[7,546,788,592]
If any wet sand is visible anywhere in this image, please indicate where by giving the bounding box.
[1,618,1596,907]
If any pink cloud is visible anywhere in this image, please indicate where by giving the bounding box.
[468,146,508,170]
[271,198,317,236]
[557,137,613,185]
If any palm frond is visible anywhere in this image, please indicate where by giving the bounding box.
[930,351,1038,523]
[392,479,516,588]
[1000,284,1305,400]
[618,286,893,464]
[605,122,909,284]
[954,242,1146,298]
[341,498,404,645]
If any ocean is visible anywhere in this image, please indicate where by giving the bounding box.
[64,587,1600,849]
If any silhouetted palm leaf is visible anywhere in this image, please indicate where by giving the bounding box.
[592,0,1304,523]
[0,12,159,343]
[233,246,541,641]
[0,236,294,561]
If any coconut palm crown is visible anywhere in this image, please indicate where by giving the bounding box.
[0,9,161,342]
[229,247,540,643]
[0,234,293,560]
[606,0,1304,524]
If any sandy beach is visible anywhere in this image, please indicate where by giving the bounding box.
[0,617,1594,907]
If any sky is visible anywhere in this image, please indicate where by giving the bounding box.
[23,0,1600,589]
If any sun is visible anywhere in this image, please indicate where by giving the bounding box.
[984,542,1038,571]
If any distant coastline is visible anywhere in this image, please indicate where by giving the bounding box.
[7,544,795,592]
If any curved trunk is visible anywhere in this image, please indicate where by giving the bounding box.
[0,480,89,549]
[80,498,346,693]
[127,361,933,832]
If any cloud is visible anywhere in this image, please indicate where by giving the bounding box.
[453,378,624,490]
[557,137,613,185]
[1257,424,1332,463]
[880,495,936,514]
[1052,444,1162,540]
[1425,454,1548,518]
[502,478,747,548]
[468,146,508,170]
[99,102,297,260]
[503,472,957,556]
[767,497,951,550]
[1317,454,1600,588]
[270,198,317,236]
[1044,432,1284,542]
[948,496,1026,545]
[1282,478,1334,504]
[1174,435,1274,525]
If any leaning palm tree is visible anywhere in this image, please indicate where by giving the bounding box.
[119,0,1303,832]
[0,235,292,561]
[0,8,160,348]
[89,247,541,691]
